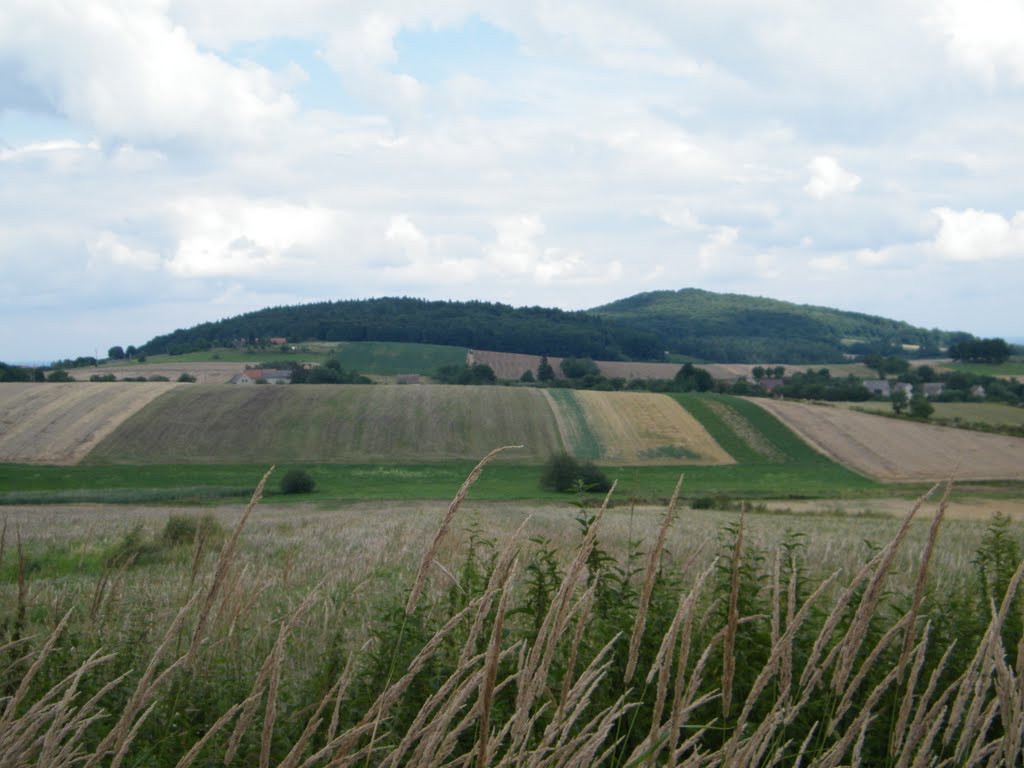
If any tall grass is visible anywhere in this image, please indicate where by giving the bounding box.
[2,458,1024,766]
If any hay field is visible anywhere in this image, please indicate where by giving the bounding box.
[98,361,252,383]
[0,382,178,464]
[546,390,734,465]
[838,400,1024,427]
[753,398,1024,482]
[88,384,568,464]
[470,349,685,380]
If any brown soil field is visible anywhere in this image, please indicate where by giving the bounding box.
[569,391,734,465]
[752,398,1024,482]
[97,361,250,383]
[0,382,178,464]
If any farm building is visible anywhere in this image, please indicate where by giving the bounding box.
[923,382,945,399]
[229,369,292,385]
[863,379,891,397]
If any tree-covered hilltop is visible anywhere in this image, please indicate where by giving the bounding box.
[134,289,981,364]
[138,297,665,361]
[591,288,961,363]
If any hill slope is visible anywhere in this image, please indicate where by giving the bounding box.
[133,289,969,365]
[85,385,733,466]
[591,288,958,362]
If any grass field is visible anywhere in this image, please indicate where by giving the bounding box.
[333,340,468,375]
[3,468,1024,766]
[941,359,1024,376]
[0,454,884,505]
[141,343,338,364]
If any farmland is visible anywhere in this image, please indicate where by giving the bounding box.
[839,400,1024,428]
[754,397,1024,482]
[334,340,468,375]
[0,382,178,464]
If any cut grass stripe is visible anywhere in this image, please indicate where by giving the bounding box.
[545,389,602,460]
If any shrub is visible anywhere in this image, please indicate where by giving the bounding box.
[161,514,224,547]
[281,468,316,494]
[177,372,197,383]
[540,452,611,492]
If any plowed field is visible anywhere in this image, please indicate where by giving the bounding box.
[752,399,1024,482]
[0,383,178,464]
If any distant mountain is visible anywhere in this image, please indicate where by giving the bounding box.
[137,290,972,364]
[590,288,962,363]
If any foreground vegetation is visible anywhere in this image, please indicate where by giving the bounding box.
[2,457,1024,766]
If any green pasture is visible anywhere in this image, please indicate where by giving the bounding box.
[332,341,468,375]
[0,458,882,506]
[941,359,1024,376]
[141,344,336,364]
[670,392,832,464]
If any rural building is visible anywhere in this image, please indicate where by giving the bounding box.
[863,379,891,397]
[396,374,421,384]
[758,377,785,393]
[229,369,292,385]
[892,382,913,398]
[971,385,987,399]
[923,382,945,399]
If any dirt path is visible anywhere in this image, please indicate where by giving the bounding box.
[752,398,1024,482]
[0,382,178,464]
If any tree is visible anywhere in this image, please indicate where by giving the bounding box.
[46,369,73,382]
[537,356,555,382]
[520,369,535,383]
[673,362,714,392]
[909,393,934,419]
[108,345,126,360]
[540,452,611,492]
[281,469,316,494]
[560,357,600,379]
[891,388,908,414]
[751,366,765,381]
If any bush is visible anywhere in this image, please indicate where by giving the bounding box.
[540,452,612,493]
[281,468,316,495]
[161,514,224,547]
[177,373,197,383]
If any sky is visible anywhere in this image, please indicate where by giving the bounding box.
[2,1,1023,363]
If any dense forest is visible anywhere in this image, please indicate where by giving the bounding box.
[592,288,964,362]
[137,298,664,361]
[135,290,977,364]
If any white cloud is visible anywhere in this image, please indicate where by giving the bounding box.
[804,156,861,199]
[88,231,162,271]
[931,207,1024,261]
[697,227,739,272]
[808,254,848,272]
[0,0,294,143]
[930,0,1024,85]
[166,198,333,277]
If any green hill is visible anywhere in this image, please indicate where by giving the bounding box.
[134,289,970,365]
[590,288,961,363]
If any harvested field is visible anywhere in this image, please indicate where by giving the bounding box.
[97,361,256,383]
[752,398,1024,482]
[0,382,177,464]
[837,400,1024,427]
[470,349,684,380]
[546,390,734,465]
[88,384,567,464]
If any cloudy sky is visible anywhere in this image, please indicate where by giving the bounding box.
[2,0,1023,362]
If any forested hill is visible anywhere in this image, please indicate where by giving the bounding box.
[138,290,968,364]
[138,297,665,361]
[591,289,961,363]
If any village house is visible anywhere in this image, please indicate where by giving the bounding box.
[922,382,945,399]
[863,379,891,397]
[229,369,292,385]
